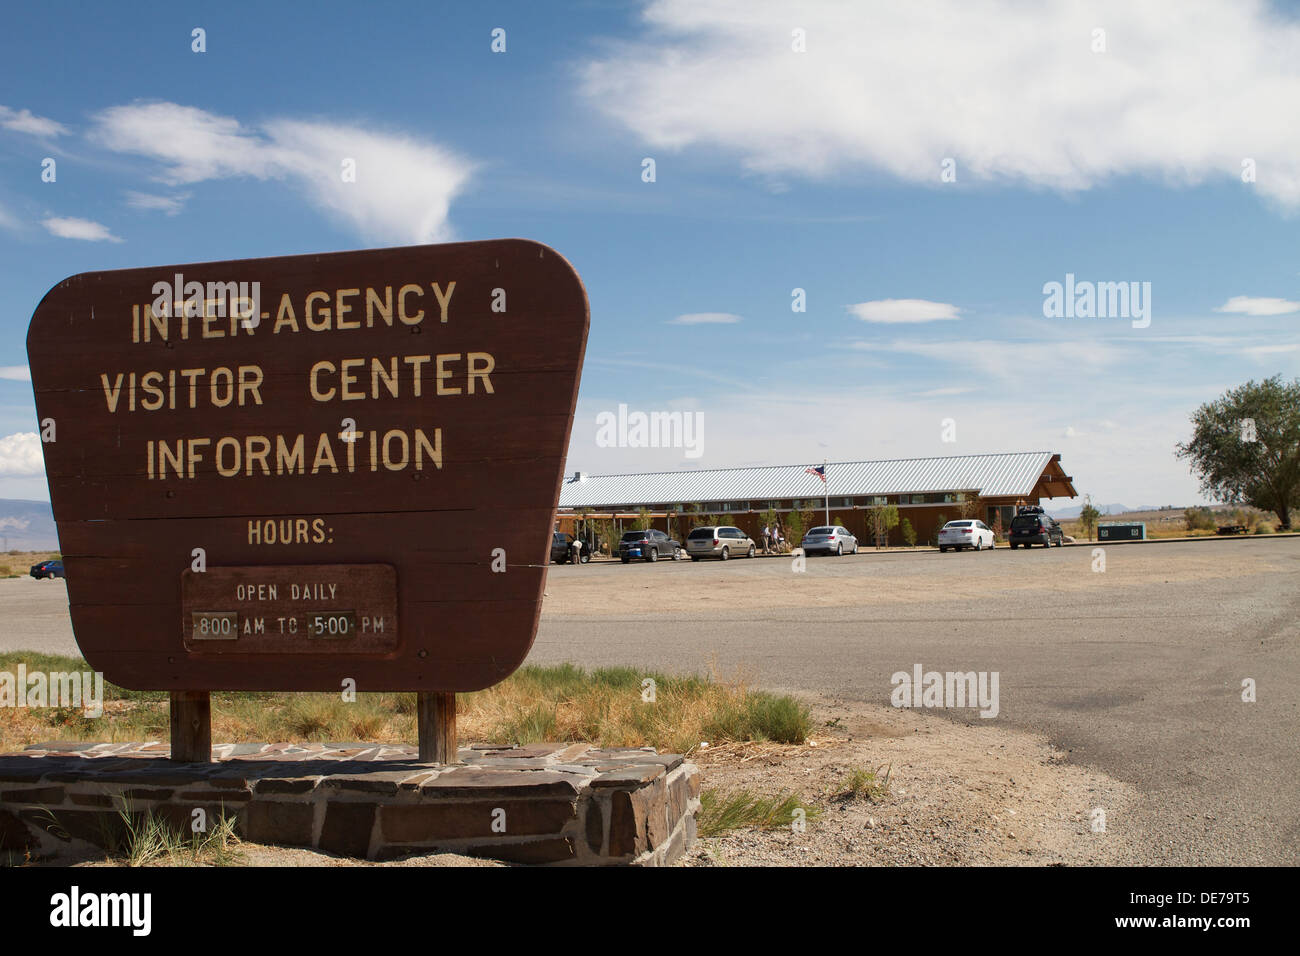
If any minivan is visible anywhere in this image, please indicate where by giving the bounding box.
[686,526,756,561]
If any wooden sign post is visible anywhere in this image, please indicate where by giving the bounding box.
[28,239,589,762]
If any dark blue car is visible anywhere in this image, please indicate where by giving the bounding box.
[30,559,64,579]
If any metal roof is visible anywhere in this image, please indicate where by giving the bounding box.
[558,452,1059,509]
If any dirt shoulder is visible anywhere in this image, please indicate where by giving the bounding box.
[682,696,1139,866]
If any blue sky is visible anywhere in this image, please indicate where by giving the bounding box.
[2,0,1299,506]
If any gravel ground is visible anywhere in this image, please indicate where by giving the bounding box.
[682,696,1137,866]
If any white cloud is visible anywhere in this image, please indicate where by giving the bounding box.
[0,366,30,381]
[861,338,1126,379]
[581,0,1300,208]
[848,299,961,323]
[91,102,475,243]
[124,191,188,215]
[0,105,67,137]
[914,386,975,397]
[1214,296,1300,316]
[668,312,742,324]
[1240,344,1300,360]
[0,433,45,477]
[41,217,122,242]
[0,202,18,232]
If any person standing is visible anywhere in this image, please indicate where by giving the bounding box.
[761,524,771,554]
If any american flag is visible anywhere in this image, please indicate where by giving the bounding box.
[806,464,826,483]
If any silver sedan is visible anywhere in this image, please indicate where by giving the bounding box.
[801,526,858,556]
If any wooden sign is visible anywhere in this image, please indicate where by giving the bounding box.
[27,239,588,692]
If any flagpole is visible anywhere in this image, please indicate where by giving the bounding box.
[824,459,829,525]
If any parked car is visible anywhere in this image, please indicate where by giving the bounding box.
[549,532,589,564]
[686,526,756,561]
[1008,509,1063,548]
[937,520,995,552]
[618,528,681,563]
[30,559,64,579]
[801,525,858,556]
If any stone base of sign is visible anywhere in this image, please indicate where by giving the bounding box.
[0,742,699,866]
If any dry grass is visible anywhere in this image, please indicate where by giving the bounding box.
[0,654,811,755]
[1060,505,1286,542]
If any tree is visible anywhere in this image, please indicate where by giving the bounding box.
[864,504,900,548]
[785,507,809,548]
[592,517,618,555]
[900,517,917,547]
[1175,376,1300,529]
[636,506,653,530]
[1079,496,1101,541]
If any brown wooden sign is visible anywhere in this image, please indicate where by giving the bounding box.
[27,239,588,692]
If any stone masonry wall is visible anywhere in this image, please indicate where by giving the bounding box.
[0,741,700,866]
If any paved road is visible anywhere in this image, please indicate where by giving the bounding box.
[530,539,1300,865]
[0,577,78,656]
[4,540,1297,864]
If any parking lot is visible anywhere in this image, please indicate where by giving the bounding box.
[534,538,1300,865]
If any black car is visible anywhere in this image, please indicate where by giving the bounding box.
[618,528,681,563]
[1008,508,1063,548]
[30,559,64,579]
[549,532,590,564]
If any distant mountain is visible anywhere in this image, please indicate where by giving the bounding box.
[0,499,58,551]
[1047,502,1131,519]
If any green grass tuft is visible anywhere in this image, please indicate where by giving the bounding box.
[697,788,821,836]
[835,764,892,802]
